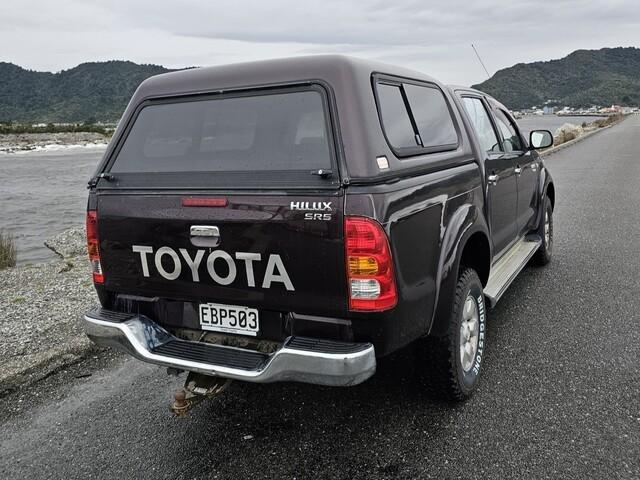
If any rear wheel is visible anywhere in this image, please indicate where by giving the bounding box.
[419,268,486,401]
[533,195,553,266]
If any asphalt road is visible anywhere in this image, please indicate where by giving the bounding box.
[2,118,639,479]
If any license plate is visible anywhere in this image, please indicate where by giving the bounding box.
[198,302,259,336]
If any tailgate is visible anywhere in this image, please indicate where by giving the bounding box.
[97,193,347,317]
[92,83,348,318]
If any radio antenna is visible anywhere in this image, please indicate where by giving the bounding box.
[471,44,491,79]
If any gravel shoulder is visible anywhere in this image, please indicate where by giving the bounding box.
[0,227,98,394]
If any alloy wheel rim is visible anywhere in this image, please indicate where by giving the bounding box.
[459,295,480,372]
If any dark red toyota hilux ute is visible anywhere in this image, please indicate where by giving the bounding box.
[83,55,555,407]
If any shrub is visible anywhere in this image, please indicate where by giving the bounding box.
[0,230,17,269]
[594,113,625,128]
[0,122,110,135]
[603,113,624,126]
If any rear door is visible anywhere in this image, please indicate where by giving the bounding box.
[493,108,540,235]
[461,96,518,255]
[94,85,348,318]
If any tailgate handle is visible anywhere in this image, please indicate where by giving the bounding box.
[190,225,220,247]
[190,225,220,237]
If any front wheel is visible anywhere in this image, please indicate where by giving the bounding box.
[533,195,553,266]
[419,268,486,401]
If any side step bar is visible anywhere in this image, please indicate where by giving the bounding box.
[484,235,542,308]
[84,308,376,387]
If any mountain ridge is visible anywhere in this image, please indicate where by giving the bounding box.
[472,47,640,109]
[1,47,639,121]
[0,61,174,122]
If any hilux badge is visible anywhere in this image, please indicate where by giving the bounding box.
[290,201,333,221]
[289,201,332,212]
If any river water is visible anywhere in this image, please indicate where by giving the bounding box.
[0,115,606,266]
[0,147,105,265]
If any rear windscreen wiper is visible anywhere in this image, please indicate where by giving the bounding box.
[88,172,115,188]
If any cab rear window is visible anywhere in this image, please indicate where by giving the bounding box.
[110,89,333,176]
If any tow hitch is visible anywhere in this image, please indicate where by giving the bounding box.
[170,371,232,417]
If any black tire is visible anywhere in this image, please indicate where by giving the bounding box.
[418,268,487,401]
[533,195,553,266]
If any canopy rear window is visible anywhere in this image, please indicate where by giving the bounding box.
[105,86,338,189]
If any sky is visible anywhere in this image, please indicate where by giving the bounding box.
[0,0,639,86]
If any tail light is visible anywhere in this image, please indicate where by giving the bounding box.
[86,210,104,284]
[345,216,397,311]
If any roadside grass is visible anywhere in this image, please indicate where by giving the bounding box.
[594,113,625,128]
[0,122,113,136]
[550,113,627,149]
[0,230,17,270]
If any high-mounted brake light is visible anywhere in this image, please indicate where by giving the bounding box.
[345,216,397,311]
[86,210,104,284]
[182,197,228,207]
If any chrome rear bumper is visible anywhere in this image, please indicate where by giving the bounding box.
[83,308,376,387]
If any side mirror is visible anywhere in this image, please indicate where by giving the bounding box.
[529,130,553,150]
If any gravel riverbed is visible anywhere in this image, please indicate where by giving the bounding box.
[0,227,98,394]
[0,132,109,154]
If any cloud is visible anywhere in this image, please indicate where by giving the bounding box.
[1,0,639,85]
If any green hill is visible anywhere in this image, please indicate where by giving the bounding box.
[2,48,639,121]
[472,47,640,109]
[0,61,174,123]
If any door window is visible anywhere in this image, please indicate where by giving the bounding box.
[494,110,523,153]
[461,97,501,154]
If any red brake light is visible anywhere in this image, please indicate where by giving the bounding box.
[182,197,228,207]
[86,210,104,284]
[345,216,397,311]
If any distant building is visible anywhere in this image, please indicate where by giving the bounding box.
[600,105,624,114]
[543,106,555,115]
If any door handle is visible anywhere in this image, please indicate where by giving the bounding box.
[514,166,522,175]
[531,163,538,171]
[190,225,220,247]
[487,174,499,185]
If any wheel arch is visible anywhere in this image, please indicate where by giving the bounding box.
[428,203,491,337]
[545,181,555,210]
[459,231,491,287]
